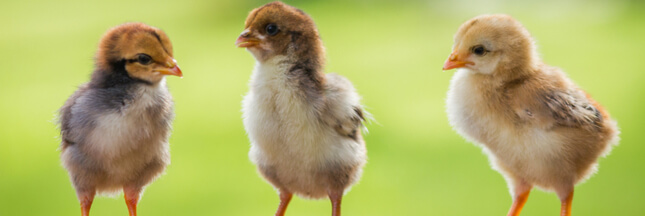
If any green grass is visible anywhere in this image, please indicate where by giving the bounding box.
[1,0,644,215]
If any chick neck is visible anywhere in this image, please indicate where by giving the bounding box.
[261,32,326,85]
[250,38,327,101]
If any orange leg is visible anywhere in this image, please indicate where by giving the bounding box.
[78,190,96,216]
[124,186,142,216]
[328,189,343,216]
[275,190,293,216]
[507,182,532,216]
[559,190,574,216]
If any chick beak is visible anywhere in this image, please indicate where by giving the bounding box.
[442,52,472,70]
[235,29,260,48]
[156,59,183,77]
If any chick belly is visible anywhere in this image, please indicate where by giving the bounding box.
[454,111,603,191]
[98,144,169,192]
[64,145,168,195]
[72,122,169,194]
[250,131,365,199]
[482,128,588,192]
[448,109,558,188]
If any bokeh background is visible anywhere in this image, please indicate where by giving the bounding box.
[1,0,644,215]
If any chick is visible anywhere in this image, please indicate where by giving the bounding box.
[444,14,619,216]
[58,23,182,216]
[237,2,368,216]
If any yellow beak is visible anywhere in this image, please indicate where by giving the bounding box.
[156,59,183,77]
[442,52,473,70]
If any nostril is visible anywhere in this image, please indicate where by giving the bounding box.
[240,30,250,38]
[449,54,458,61]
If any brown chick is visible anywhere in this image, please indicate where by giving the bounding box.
[444,14,619,216]
[58,23,182,216]
[236,2,368,216]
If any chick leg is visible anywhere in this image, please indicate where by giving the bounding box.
[124,186,142,216]
[328,189,344,216]
[275,190,293,216]
[507,180,532,216]
[556,187,574,216]
[77,190,96,216]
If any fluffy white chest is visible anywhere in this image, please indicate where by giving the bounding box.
[446,70,494,144]
[242,57,357,167]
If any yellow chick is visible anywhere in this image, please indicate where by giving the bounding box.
[444,14,619,216]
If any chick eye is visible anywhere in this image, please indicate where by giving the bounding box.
[265,23,279,36]
[471,45,488,56]
[137,54,152,65]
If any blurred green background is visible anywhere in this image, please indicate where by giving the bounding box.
[1,0,644,215]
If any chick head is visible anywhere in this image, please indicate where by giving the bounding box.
[443,14,538,75]
[97,23,182,84]
[236,1,323,62]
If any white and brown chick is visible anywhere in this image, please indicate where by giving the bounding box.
[58,23,182,216]
[236,2,368,216]
[444,14,619,216]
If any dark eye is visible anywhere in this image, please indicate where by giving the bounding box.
[471,45,488,56]
[265,23,279,36]
[137,54,152,65]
